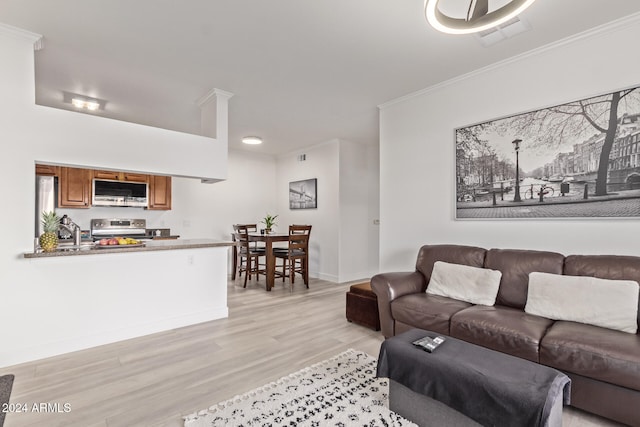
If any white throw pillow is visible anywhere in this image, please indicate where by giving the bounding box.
[525,272,639,334]
[426,261,502,306]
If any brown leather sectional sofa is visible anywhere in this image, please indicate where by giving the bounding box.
[371,244,640,426]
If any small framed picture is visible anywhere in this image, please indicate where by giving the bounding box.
[289,178,317,209]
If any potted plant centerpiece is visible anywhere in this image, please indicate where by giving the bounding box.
[261,214,278,234]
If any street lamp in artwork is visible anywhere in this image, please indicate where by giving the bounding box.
[512,139,522,202]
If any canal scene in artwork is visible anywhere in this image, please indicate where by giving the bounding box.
[456,86,640,219]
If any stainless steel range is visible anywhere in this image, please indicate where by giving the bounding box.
[91,218,147,240]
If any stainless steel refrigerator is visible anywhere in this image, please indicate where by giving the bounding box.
[35,175,56,237]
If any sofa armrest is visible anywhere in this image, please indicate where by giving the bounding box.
[371,271,426,338]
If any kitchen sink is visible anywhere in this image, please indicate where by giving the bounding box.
[55,242,96,251]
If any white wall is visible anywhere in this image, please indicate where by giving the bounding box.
[379,17,640,272]
[277,141,341,281]
[174,151,278,242]
[339,140,373,281]
[0,25,232,367]
[276,139,379,282]
[366,144,381,275]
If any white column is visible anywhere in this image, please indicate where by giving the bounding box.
[197,88,234,142]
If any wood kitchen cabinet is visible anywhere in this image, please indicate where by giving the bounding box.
[34,165,170,210]
[58,167,92,208]
[35,164,58,176]
[148,175,172,210]
[93,170,148,182]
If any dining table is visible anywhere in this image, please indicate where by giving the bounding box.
[248,232,290,291]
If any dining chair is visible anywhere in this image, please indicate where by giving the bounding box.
[274,225,312,291]
[231,232,239,280]
[232,224,262,281]
[233,231,265,288]
[233,223,265,253]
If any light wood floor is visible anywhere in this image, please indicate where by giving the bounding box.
[0,276,625,427]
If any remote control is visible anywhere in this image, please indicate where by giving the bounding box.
[412,335,446,353]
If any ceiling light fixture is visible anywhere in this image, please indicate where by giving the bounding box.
[242,136,263,145]
[71,97,100,111]
[424,0,537,35]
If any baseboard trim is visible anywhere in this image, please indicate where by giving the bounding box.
[313,271,339,283]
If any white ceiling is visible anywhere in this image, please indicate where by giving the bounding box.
[2,1,640,155]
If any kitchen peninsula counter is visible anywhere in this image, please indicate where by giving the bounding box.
[24,238,233,258]
[17,237,231,369]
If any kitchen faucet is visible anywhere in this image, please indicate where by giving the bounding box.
[59,215,82,246]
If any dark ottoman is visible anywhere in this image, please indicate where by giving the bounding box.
[346,282,380,331]
[377,329,571,427]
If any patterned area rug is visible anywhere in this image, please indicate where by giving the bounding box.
[184,349,416,427]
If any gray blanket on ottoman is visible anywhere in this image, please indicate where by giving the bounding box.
[0,374,15,427]
[377,329,570,427]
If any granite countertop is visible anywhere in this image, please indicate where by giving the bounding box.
[24,239,233,259]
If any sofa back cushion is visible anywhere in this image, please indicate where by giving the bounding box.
[427,261,502,305]
[416,244,486,283]
[565,255,640,333]
[485,249,565,309]
[525,272,639,333]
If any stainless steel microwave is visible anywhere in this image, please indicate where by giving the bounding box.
[92,179,148,207]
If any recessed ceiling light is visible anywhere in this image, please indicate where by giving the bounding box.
[71,97,100,111]
[424,0,536,35]
[242,136,263,145]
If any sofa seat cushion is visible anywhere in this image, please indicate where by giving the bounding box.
[450,305,554,362]
[391,293,472,335]
[540,321,640,392]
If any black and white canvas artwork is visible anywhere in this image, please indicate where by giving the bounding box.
[456,85,640,219]
[289,178,317,209]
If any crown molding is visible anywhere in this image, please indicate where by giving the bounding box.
[276,138,343,159]
[196,88,234,108]
[0,23,43,50]
[379,11,640,110]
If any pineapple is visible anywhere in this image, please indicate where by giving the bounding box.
[39,211,60,252]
